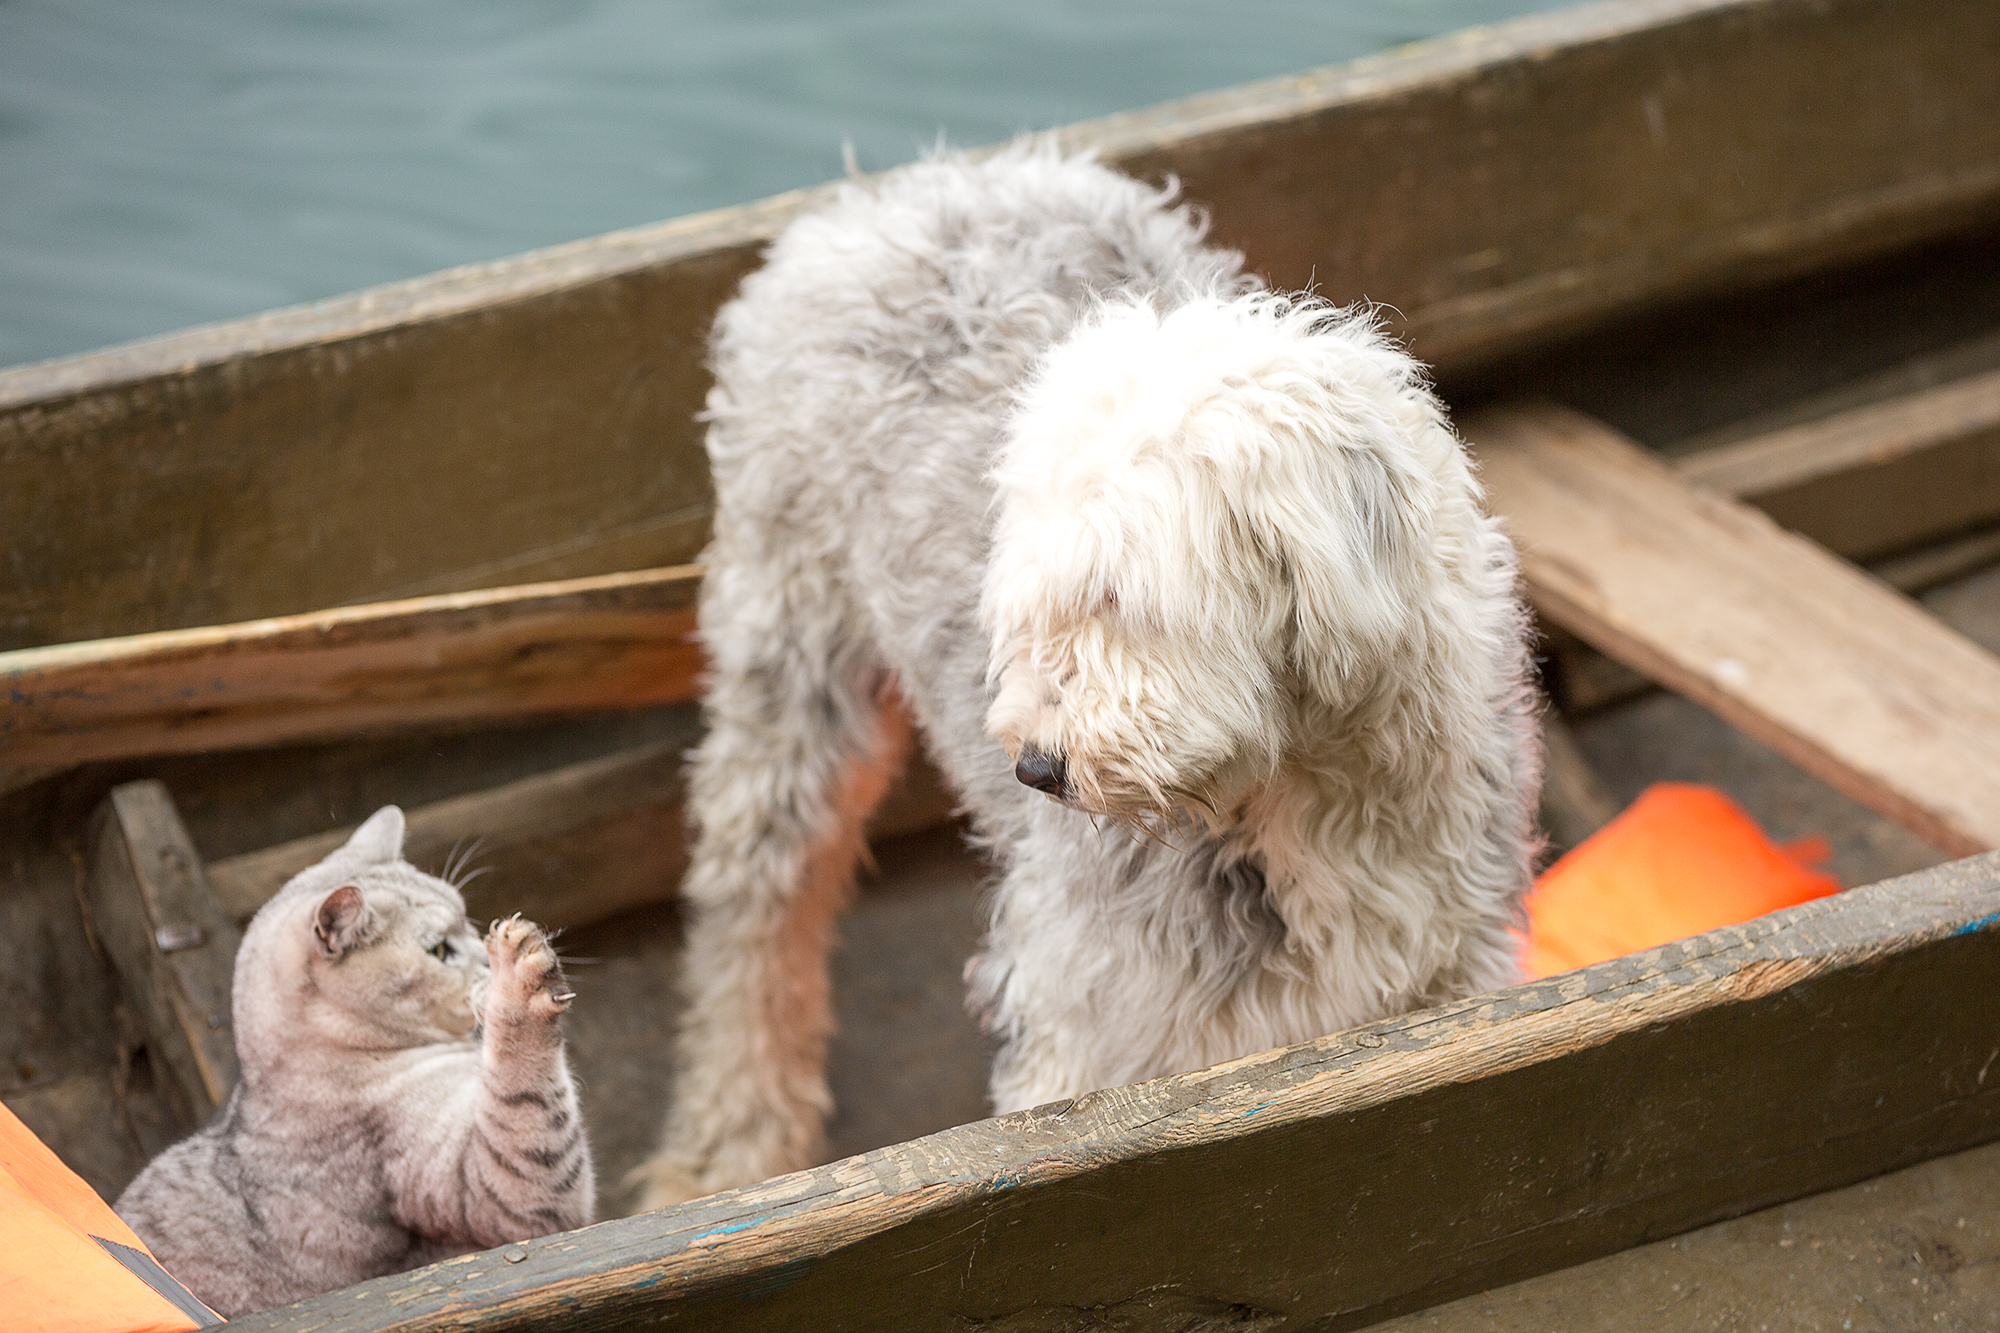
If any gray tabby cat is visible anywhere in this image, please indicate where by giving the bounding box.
[116,806,594,1317]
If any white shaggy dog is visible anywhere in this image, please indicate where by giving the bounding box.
[632,145,1540,1209]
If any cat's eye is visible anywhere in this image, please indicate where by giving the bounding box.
[429,941,452,962]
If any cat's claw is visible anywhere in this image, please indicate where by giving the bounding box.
[484,916,573,1024]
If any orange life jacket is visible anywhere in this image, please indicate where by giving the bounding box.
[0,1101,218,1332]
[1524,781,1842,980]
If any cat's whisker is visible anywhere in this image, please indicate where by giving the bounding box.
[452,864,495,889]
[118,805,593,1311]
[440,836,493,892]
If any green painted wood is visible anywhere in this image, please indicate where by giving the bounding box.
[226,853,2000,1331]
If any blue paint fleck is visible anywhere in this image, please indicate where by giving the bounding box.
[1241,1100,1276,1118]
[691,1220,760,1241]
[1955,912,2000,936]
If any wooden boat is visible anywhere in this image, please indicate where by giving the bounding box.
[4,0,2000,1325]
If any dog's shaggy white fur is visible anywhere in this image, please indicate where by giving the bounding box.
[633,145,1541,1208]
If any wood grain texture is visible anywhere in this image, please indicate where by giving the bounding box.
[0,567,702,769]
[202,724,958,931]
[13,364,1995,772]
[1468,401,2000,857]
[1665,326,2000,458]
[1674,367,2000,560]
[223,852,2000,1332]
[201,738,689,927]
[3,0,1996,651]
[83,781,244,1133]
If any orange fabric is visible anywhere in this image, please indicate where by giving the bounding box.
[1523,782,1843,980]
[0,1102,208,1333]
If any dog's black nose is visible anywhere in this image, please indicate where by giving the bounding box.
[1015,745,1068,797]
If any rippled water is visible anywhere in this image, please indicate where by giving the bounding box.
[0,0,1565,369]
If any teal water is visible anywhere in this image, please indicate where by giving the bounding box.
[0,0,1566,370]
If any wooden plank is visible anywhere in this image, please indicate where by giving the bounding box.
[202,738,686,927]
[7,372,1995,775]
[1545,521,2000,717]
[0,566,702,769]
[1666,326,2000,457]
[203,730,957,931]
[225,852,2000,1332]
[0,781,180,1199]
[4,0,1996,652]
[1674,367,2000,560]
[83,781,244,1134]
[1872,525,2000,595]
[1467,401,2000,856]
[13,366,1999,771]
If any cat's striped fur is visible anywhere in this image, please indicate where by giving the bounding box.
[116,807,594,1316]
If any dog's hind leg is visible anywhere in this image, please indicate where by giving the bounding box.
[630,562,910,1210]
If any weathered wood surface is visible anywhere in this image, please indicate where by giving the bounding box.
[203,730,957,931]
[227,853,2000,1332]
[1664,326,2000,458]
[10,359,1996,773]
[1468,402,2000,857]
[4,0,1996,652]
[202,738,688,928]
[1544,519,2000,716]
[84,781,244,1133]
[1674,367,2000,561]
[0,567,701,770]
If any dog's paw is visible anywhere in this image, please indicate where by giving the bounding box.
[485,915,573,1025]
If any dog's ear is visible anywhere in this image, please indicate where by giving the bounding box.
[1260,397,1439,704]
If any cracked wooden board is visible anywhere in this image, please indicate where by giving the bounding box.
[1466,401,2000,857]
[0,566,702,770]
[225,853,2000,1331]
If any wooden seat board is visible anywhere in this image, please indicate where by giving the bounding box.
[1468,401,2000,855]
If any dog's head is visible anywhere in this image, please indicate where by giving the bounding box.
[981,294,1448,821]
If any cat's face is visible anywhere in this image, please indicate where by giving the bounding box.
[251,807,492,1050]
[309,867,490,1045]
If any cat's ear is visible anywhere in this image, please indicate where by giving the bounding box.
[312,885,372,959]
[341,806,406,865]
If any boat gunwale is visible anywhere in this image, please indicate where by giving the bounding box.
[0,0,1918,410]
[223,851,2000,1331]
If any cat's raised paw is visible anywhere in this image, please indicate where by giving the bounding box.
[485,915,573,1022]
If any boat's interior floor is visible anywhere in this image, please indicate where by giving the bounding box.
[547,651,1992,1329]
[6,229,2000,1318]
[554,571,1994,1319]
[563,658,1956,1222]
[0,521,1991,1326]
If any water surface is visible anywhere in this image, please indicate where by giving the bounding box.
[0,0,1565,369]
